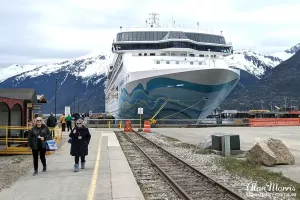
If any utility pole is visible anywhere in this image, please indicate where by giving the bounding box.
[73,96,76,114]
[284,97,287,112]
[260,100,264,110]
[54,78,58,119]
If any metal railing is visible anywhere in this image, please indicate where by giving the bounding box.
[85,118,249,128]
[0,126,62,155]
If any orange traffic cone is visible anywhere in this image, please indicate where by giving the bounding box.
[124,120,133,132]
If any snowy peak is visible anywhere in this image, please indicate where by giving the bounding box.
[225,43,299,78]
[0,64,37,83]
[271,43,300,61]
[0,52,111,84]
[284,43,300,54]
[225,50,282,78]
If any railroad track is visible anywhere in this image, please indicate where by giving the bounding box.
[116,131,181,199]
[117,130,245,200]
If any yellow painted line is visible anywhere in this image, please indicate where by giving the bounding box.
[87,131,103,200]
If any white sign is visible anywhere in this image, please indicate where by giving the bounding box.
[65,106,71,116]
[138,107,143,114]
[89,110,92,115]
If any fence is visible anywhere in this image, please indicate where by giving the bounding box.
[85,118,251,128]
[249,118,300,127]
[0,126,62,155]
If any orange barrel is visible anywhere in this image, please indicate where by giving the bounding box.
[144,120,151,133]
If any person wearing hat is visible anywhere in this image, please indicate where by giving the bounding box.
[69,118,91,172]
[27,117,52,176]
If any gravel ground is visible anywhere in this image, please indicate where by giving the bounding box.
[141,131,296,200]
[0,137,67,192]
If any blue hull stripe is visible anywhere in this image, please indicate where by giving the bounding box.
[122,77,238,96]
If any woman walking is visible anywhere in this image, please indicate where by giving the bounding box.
[69,119,91,172]
[27,117,52,176]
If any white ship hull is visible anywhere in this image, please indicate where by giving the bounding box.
[105,53,240,121]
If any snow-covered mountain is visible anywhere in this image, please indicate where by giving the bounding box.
[0,52,112,113]
[225,43,300,79]
[272,43,300,61]
[225,50,282,78]
[0,51,111,84]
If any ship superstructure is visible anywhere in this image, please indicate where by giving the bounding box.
[105,13,240,122]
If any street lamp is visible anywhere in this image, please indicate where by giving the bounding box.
[54,78,58,118]
[74,96,76,114]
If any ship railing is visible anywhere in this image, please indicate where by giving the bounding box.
[105,54,123,93]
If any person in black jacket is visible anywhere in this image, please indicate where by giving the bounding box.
[69,119,91,172]
[47,113,57,138]
[27,117,52,176]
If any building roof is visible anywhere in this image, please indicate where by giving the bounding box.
[37,94,48,103]
[0,88,37,103]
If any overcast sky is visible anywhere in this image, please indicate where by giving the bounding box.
[0,0,299,67]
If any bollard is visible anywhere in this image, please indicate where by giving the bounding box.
[119,121,122,129]
[222,135,231,156]
[108,121,111,128]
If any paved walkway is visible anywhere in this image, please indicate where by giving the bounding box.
[0,128,145,200]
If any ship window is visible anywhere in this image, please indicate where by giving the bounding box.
[189,54,195,57]
[132,32,137,40]
[166,61,170,64]
[145,32,150,41]
[138,53,142,56]
[144,53,147,56]
[114,42,232,53]
[176,61,179,64]
[125,33,129,41]
[150,53,155,56]
[190,62,193,65]
[156,61,160,64]
[140,32,146,40]
[161,53,166,56]
[149,32,154,40]
[199,54,204,57]
[128,33,132,41]
[199,62,202,65]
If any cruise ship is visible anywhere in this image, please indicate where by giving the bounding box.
[105,13,240,122]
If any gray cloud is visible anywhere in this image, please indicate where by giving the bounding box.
[0,0,299,68]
